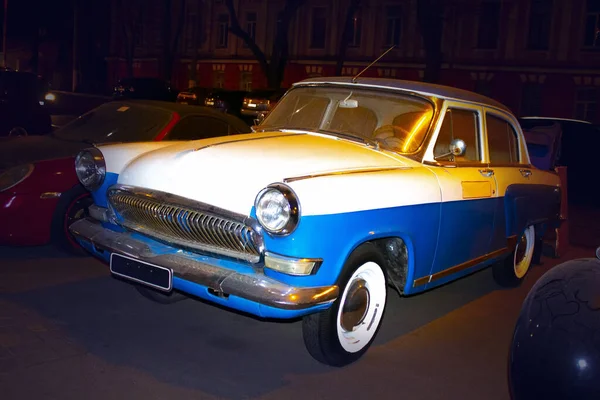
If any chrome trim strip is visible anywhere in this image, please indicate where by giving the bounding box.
[413,235,518,287]
[283,166,410,183]
[40,192,62,199]
[69,218,339,310]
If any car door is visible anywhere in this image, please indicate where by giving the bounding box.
[163,115,240,141]
[425,102,499,280]
[484,110,536,250]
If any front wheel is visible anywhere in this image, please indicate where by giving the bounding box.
[493,225,536,287]
[302,243,388,367]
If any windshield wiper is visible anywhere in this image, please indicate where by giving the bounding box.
[315,129,384,150]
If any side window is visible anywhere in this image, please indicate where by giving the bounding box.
[434,108,481,162]
[486,114,520,164]
[166,116,231,141]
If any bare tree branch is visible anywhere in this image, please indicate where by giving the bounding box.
[416,0,445,83]
[335,0,361,76]
[224,0,269,75]
[225,0,306,88]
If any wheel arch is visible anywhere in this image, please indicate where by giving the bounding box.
[340,232,416,296]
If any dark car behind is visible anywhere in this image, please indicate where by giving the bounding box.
[203,89,248,117]
[240,88,287,120]
[520,117,600,206]
[176,86,212,106]
[0,69,52,136]
[113,77,178,102]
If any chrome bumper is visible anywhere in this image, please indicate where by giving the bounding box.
[69,218,339,310]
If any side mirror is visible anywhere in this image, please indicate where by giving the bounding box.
[596,246,600,260]
[449,138,466,156]
[435,138,466,160]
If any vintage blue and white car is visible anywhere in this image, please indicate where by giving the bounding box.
[70,77,562,367]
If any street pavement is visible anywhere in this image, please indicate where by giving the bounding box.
[0,240,594,400]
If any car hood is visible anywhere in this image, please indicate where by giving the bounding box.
[0,135,88,170]
[114,131,412,215]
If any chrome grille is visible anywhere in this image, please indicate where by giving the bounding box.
[107,187,263,263]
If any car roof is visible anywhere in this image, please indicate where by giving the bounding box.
[104,99,251,132]
[293,76,511,113]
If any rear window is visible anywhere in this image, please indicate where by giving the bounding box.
[53,102,172,144]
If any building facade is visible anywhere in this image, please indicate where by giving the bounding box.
[106,0,600,123]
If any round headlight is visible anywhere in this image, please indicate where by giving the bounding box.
[255,183,300,235]
[75,148,106,191]
[0,164,34,192]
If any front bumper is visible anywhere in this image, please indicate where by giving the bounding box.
[69,218,339,316]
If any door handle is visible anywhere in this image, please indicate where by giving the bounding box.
[479,168,494,177]
[519,169,532,178]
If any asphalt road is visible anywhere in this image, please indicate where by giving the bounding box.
[0,242,594,400]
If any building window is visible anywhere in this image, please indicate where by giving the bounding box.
[575,87,598,121]
[521,83,542,116]
[384,5,401,47]
[244,12,257,48]
[217,14,229,49]
[240,71,252,91]
[477,1,501,49]
[310,7,327,49]
[584,0,600,48]
[213,70,225,88]
[527,0,553,50]
[348,8,362,48]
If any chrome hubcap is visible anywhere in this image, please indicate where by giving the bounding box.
[340,279,370,332]
[515,234,528,266]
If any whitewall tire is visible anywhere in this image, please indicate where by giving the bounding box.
[493,225,536,287]
[302,243,388,367]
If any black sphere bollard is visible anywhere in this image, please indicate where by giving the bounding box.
[508,247,600,400]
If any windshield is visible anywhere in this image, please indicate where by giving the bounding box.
[53,102,172,144]
[258,86,435,153]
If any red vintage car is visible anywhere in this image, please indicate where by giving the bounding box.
[0,100,251,253]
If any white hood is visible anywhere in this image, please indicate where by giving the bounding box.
[108,131,411,215]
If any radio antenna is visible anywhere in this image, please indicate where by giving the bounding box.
[352,45,396,83]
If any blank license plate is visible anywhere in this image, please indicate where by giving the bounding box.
[110,253,172,291]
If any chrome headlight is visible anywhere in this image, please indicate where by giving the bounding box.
[0,164,34,192]
[255,183,300,235]
[75,148,106,191]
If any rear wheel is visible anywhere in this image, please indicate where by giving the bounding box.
[493,225,536,287]
[302,243,388,367]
